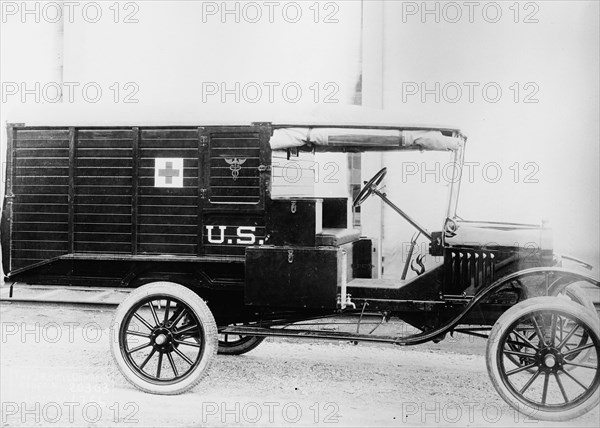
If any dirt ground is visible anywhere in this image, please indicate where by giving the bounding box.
[0,302,599,428]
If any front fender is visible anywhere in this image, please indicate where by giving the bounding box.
[447,267,598,329]
[470,267,599,309]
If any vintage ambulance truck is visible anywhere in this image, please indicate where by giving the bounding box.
[1,121,598,421]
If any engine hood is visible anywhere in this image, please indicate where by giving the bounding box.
[445,220,553,252]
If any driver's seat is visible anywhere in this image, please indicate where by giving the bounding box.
[316,228,361,246]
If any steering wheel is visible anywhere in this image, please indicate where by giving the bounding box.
[353,167,387,207]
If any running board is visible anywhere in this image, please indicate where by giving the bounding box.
[219,325,433,345]
[0,283,130,306]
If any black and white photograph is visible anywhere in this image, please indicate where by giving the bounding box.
[1,1,599,426]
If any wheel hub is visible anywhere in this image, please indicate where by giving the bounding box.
[538,347,563,372]
[544,354,556,368]
[155,334,167,345]
[151,328,174,352]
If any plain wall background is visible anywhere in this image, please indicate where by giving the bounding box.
[1,1,598,276]
[379,1,600,275]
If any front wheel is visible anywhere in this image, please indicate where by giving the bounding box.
[558,283,599,367]
[487,296,600,421]
[110,282,218,395]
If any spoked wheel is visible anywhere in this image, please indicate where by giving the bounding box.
[110,282,218,395]
[556,283,599,366]
[487,296,600,421]
[218,327,265,355]
[504,284,597,373]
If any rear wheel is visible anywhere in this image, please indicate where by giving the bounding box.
[110,282,218,395]
[487,296,600,421]
[218,329,265,355]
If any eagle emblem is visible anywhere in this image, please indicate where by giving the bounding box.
[222,156,247,180]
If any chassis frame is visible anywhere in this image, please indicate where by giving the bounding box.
[2,121,599,420]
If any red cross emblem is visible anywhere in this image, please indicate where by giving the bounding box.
[155,158,184,188]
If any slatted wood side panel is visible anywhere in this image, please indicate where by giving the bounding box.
[74,129,134,253]
[11,129,70,269]
[209,132,261,205]
[203,214,266,256]
[138,129,199,255]
[271,150,316,197]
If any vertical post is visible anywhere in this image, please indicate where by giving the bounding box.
[68,127,76,254]
[5,124,16,199]
[1,125,17,274]
[57,2,64,90]
[258,123,272,209]
[198,128,207,255]
[360,0,385,278]
[131,127,139,254]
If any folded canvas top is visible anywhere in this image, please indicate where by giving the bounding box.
[270,128,462,152]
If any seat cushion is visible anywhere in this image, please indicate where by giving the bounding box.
[315,228,361,246]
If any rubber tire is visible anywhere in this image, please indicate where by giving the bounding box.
[110,282,218,395]
[562,282,598,316]
[559,283,599,366]
[487,296,600,421]
[218,335,265,355]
